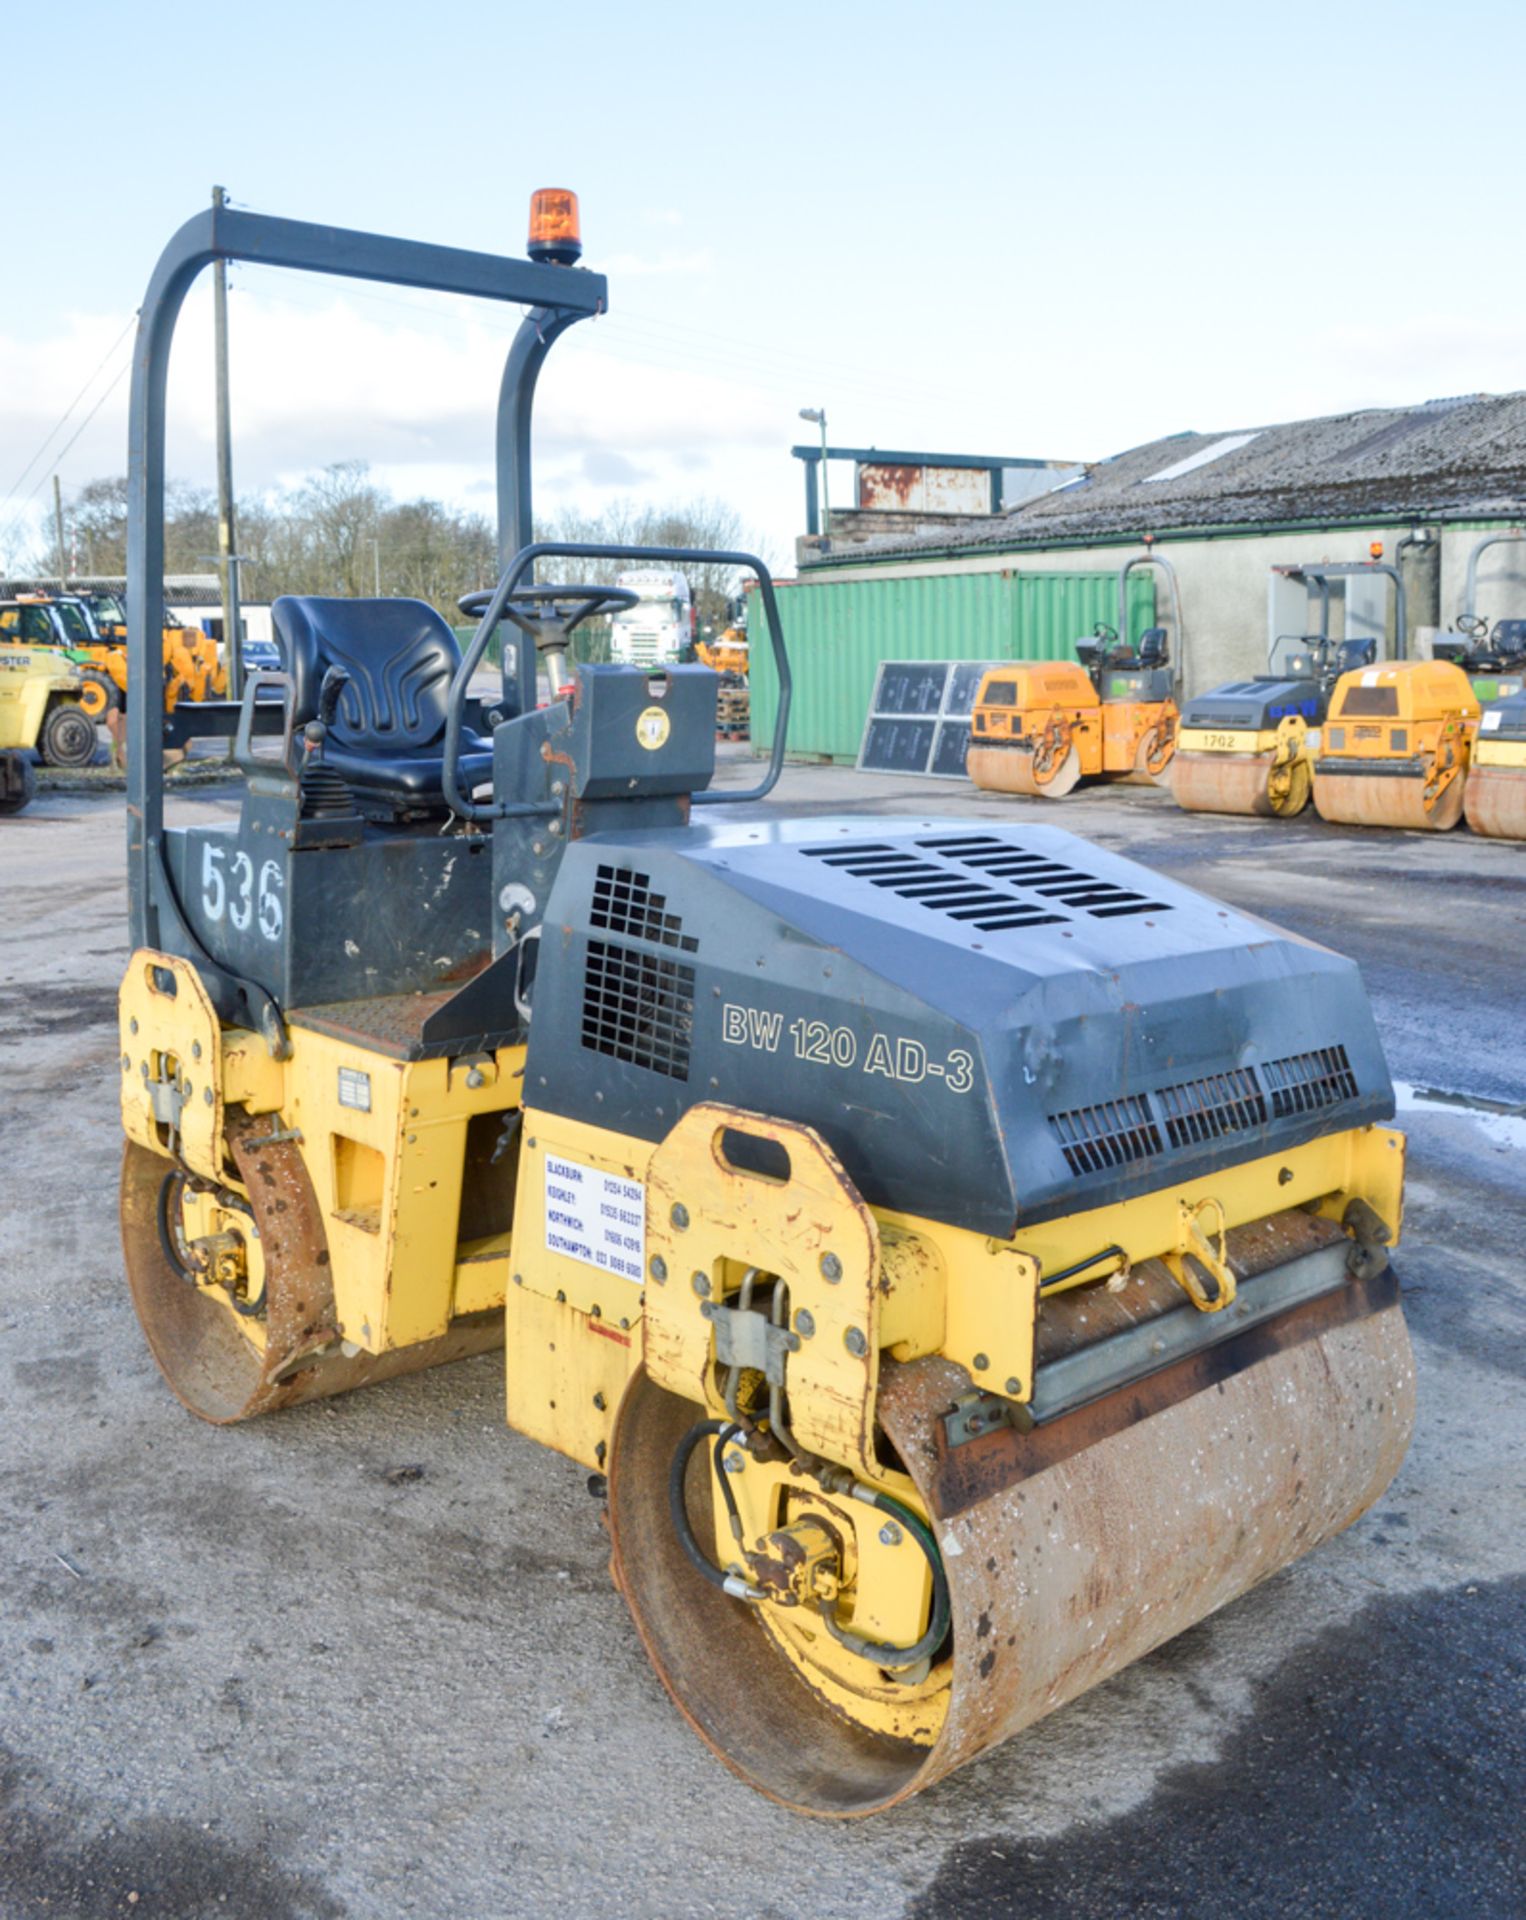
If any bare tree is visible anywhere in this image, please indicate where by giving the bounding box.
[45,470,764,634]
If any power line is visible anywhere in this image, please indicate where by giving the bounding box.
[0,355,132,562]
[0,314,136,518]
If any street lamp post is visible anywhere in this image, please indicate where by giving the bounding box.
[799,407,830,543]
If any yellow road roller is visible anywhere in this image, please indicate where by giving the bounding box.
[1312,658,1479,831]
[1465,684,1526,838]
[967,634,1178,797]
[116,196,1414,1816]
[1172,554,1409,818]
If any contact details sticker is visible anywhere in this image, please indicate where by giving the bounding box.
[543,1153,645,1283]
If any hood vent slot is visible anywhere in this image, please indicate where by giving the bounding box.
[800,841,1064,931]
[1263,1045,1358,1118]
[1048,1095,1162,1176]
[1156,1068,1267,1147]
[915,834,1169,919]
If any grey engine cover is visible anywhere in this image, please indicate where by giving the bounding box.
[524,817,1392,1239]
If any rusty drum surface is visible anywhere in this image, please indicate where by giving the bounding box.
[121,1123,501,1425]
[1173,750,1308,818]
[966,743,1082,798]
[607,1273,1414,1817]
[1462,765,1526,840]
[1313,768,1466,831]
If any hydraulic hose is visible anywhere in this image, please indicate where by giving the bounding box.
[1039,1242,1128,1295]
[156,1170,198,1284]
[669,1420,761,1599]
[814,1484,951,1672]
[669,1421,950,1666]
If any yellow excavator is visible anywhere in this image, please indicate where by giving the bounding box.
[114,192,1414,1816]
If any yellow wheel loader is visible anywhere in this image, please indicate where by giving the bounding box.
[3,589,226,716]
[115,195,1414,1816]
[0,636,97,797]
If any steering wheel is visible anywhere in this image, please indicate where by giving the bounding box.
[1455,613,1488,639]
[1092,622,1118,643]
[458,583,639,643]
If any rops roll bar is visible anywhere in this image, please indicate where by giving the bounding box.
[125,201,606,957]
[442,542,792,823]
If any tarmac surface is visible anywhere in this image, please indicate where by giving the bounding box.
[1,749,1522,1919]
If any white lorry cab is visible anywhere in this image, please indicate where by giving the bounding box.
[609,569,693,665]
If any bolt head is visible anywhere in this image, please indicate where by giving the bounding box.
[671,1202,690,1231]
[972,1351,990,1372]
[878,1521,903,1547]
[203,1087,214,1106]
[1004,1376,1022,1397]
[691,1271,711,1298]
[820,1252,842,1283]
[843,1326,868,1359]
[650,1255,668,1283]
[723,1451,746,1475]
[794,1308,815,1339]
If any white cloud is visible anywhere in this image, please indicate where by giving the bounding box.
[601,249,714,279]
[0,280,796,564]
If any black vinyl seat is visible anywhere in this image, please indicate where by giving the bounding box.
[272,595,493,818]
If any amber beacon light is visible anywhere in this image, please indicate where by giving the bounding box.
[528,189,582,266]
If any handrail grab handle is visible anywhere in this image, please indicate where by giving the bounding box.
[443,542,791,822]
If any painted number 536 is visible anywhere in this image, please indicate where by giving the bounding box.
[201,841,284,942]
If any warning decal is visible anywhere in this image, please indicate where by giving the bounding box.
[543,1153,646,1284]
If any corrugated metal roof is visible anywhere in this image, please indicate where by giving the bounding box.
[808,390,1526,567]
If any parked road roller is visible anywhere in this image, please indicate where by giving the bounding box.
[116,197,1414,1816]
[1171,633,1372,818]
[1464,682,1526,837]
[1433,615,1526,705]
[967,629,1178,797]
[1312,658,1480,831]
[1431,528,1526,706]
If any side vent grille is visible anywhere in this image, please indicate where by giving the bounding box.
[590,864,698,953]
[581,940,694,1081]
[916,833,1170,918]
[1156,1068,1267,1147]
[1048,1096,1162,1176]
[1263,1045,1358,1118]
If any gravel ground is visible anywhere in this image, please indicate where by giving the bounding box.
[1,755,1521,1919]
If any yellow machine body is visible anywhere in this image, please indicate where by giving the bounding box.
[0,596,226,716]
[967,661,1177,797]
[0,639,89,751]
[1463,710,1526,839]
[119,943,1412,1809]
[1171,714,1314,817]
[1313,660,1479,831]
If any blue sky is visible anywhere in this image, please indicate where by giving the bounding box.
[5,0,1524,569]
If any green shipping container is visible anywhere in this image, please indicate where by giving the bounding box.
[749,569,1155,763]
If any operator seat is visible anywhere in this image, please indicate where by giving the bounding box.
[1138,627,1168,669]
[272,595,494,820]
